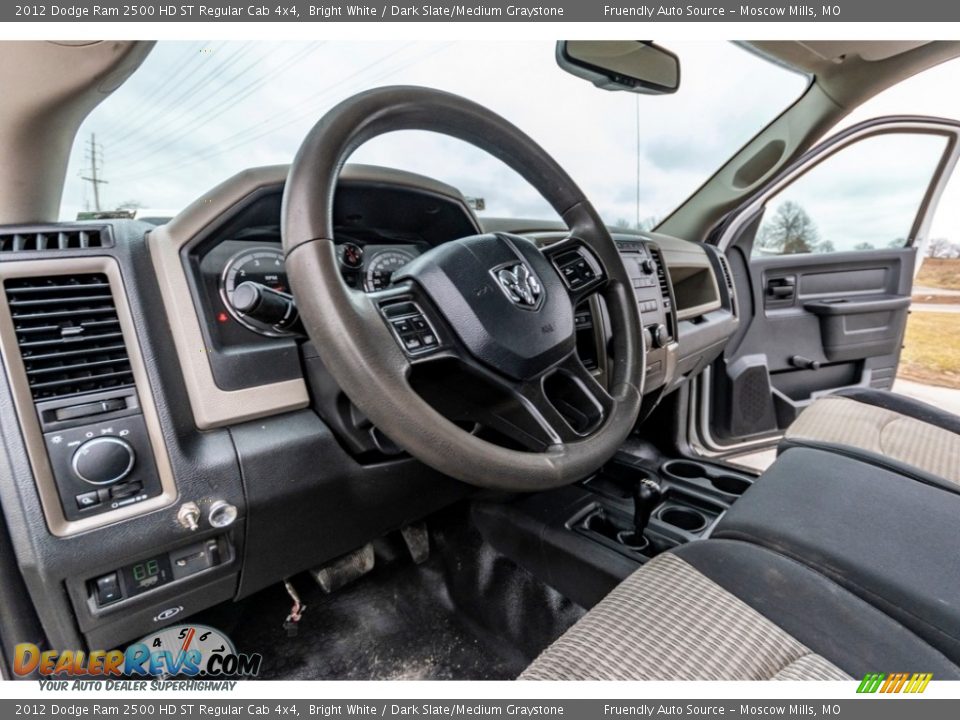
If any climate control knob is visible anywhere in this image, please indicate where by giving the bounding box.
[71,437,135,486]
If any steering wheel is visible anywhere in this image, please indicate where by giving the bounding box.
[282,86,644,491]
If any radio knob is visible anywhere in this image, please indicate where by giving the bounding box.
[641,259,655,275]
[71,437,135,486]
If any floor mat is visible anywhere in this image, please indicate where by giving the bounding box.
[197,502,584,680]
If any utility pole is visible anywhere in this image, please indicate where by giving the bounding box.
[81,133,108,212]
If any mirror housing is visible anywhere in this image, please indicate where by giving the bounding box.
[556,41,680,95]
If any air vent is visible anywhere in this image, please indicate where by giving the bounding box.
[0,226,111,254]
[717,253,734,290]
[648,245,673,311]
[4,274,134,401]
[715,253,737,315]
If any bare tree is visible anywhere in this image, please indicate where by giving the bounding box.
[926,238,960,258]
[757,201,820,254]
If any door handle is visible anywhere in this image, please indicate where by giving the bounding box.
[766,277,796,301]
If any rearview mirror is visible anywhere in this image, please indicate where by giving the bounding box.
[556,41,680,95]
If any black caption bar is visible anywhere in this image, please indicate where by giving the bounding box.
[4,0,960,22]
[3,700,960,720]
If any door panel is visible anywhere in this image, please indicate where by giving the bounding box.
[710,249,915,443]
[699,117,960,451]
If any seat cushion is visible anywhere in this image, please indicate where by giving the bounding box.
[520,551,848,681]
[714,447,960,665]
[782,390,960,489]
[521,539,960,681]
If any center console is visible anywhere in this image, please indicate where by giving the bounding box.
[614,238,678,393]
[471,453,756,609]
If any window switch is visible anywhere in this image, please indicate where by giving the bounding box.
[95,573,122,606]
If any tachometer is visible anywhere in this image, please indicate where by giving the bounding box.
[364,248,417,292]
[219,246,293,337]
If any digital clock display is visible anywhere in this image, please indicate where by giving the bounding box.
[121,554,172,597]
[132,559,160,582]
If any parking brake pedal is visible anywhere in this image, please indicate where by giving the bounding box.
[310,543,375,594]
[400,523,430,564]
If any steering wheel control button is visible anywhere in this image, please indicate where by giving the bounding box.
[71,436,136,486]
[383,303,439,356]
[76,491,101,510]
[553,247,602,292]
[208,500,239,529]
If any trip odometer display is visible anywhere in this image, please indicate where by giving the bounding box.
[364,248,417,292]
[219,246,293,337]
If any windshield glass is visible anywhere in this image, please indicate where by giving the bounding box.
[60,41,806,225]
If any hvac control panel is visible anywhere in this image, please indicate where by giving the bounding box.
[37,388,163,521]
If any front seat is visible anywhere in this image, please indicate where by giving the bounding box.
[780,388,960,491]
[521,539,960,681]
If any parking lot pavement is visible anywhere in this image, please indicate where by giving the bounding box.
[911,303,960,313]
[892,378,960,415]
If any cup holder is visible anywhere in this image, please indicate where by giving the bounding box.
[711,475,751,496]
[663,461,704,479]
[659,507,707,533]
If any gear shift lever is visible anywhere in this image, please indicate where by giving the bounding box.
[633,476,663,539]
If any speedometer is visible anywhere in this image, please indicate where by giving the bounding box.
[219,246,293,337]
[364,249,417,292]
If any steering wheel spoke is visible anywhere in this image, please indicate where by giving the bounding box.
[464,350,615,452]
[542,236,608,306]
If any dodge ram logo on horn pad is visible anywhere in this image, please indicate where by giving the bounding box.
[494,262,543,310]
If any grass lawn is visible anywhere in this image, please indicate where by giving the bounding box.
[916,258,960,290]
[899,311,960,389]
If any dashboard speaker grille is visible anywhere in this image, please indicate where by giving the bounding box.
[3,274,134,401]
[0,226,111,254]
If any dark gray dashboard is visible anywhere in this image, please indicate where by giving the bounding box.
[0,163,738,666]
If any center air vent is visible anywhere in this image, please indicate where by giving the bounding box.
[4,274,134,401]
[648,245,673,311]
[0,226,111,254]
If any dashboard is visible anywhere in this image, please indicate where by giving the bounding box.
[0,162,737,660]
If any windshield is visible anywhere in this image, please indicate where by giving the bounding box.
[60,41,806,226]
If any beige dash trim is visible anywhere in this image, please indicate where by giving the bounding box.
[0,257,177,537]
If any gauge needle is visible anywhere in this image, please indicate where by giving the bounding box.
[180,627,196,653]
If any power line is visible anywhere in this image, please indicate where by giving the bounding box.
[80,133,108,211]
[107,41,255,151]
[106,40,211,139]
[109,44,452,185]
[110,42,324,167]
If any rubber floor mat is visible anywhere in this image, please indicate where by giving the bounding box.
[196,503,584,680]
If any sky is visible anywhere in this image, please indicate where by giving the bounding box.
[60,41,805,226]
[60,41,960,250]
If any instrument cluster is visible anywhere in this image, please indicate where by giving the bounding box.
[215,240,424,338]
